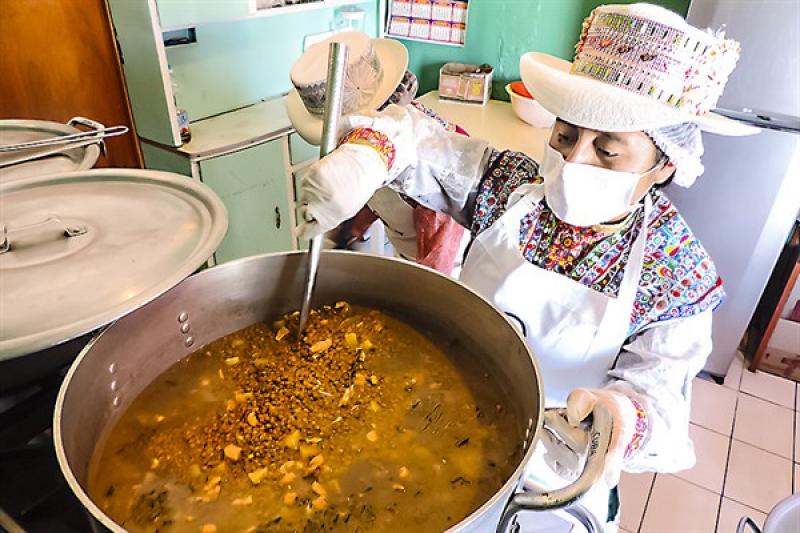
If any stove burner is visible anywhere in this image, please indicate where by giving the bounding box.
[0,370,96,533]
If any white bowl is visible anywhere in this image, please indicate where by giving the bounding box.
[506,83,556,128]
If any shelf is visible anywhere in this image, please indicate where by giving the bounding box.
[172,96,293,159]
[160,0,371,32]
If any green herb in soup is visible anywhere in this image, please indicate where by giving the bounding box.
[88,304,519,532]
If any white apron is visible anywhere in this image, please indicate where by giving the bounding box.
[460,183,650,531]
[461,182,648,406]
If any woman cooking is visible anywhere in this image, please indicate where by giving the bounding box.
[295,3,756,530]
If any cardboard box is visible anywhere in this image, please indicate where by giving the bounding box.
[438,62,493,105]
[389,16,411,36]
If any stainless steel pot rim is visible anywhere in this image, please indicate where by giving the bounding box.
[53,250,545,532]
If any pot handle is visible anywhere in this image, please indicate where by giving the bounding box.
[1,216,88,255]
[495,404,614,533]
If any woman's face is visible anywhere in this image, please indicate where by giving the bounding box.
[548,118,674,203]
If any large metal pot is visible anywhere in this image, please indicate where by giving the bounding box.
[54,251,611,532]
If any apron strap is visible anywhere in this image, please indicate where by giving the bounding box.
[587,193,652,355]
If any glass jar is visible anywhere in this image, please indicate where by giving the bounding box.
[333,6,365,33]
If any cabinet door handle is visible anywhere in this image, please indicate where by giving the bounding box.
[274,206,281,229]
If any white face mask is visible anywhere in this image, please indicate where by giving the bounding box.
[540,144,660,227]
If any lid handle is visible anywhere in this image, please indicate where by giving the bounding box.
[1,216,88,255]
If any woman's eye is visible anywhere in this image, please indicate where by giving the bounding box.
[557,133,572,144]
[597,147,618,158]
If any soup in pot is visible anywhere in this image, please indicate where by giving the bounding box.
[88,303,521,532]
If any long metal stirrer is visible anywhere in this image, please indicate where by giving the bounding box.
[297,41,349,340]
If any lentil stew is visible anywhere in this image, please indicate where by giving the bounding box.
[87,303,520,532]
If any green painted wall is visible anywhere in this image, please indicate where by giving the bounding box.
[403,0,690,101]
[166,2,379,121]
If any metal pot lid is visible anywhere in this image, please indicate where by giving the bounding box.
[0,119,102,182]
[0,169,228,360]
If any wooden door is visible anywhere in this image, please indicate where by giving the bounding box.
[0,0,142,168]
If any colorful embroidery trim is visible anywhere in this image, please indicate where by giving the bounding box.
[572,8,741,115]
[629,191,725,335]
[338,127,396,170]
[518,206,643,299]
[625,398,649,459]
[471,150,540,236]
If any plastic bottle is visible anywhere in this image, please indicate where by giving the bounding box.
[168,65,192,144]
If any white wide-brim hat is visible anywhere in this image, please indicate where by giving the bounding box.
[288,36,408,145]
[520,4,759,136]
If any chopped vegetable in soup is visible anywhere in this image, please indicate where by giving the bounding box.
[88,304,520,532]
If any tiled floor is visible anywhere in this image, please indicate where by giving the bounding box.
[620,353,799,533]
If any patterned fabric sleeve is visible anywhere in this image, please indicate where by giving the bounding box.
[629,190,725,337]
[607,310,713,473]
[607,190,724,473]
[470,150,541,237]
[408,101,468,135]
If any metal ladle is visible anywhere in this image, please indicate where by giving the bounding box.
[297,41,349,339]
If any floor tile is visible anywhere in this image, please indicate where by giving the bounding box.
[724,440,792,513]
[732,393,794,458]
[675,424,729,493]
[723,352,745,390]
[619,472,655,533]
[691,378,738,436]
[641,475,719,533]
[739,369,795,408]
[716,498,766,533]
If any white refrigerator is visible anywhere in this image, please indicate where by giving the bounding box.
[666,0,800,377]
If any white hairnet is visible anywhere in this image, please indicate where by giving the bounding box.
[644,122,705,187]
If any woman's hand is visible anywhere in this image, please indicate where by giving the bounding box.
[297,143,390,239]
[565,388,649,488]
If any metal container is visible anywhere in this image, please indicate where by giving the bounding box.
[0,118,103,182]
[0,169,227,390]
[54,251,611,532]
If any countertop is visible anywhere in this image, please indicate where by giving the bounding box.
[416,91,550,161]
[176,96,293,159]
[165,90,551,161]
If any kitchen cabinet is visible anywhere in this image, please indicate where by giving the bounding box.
[139,97,321,264]
[108,0,381,147]
[199,141,293,262]
[289,133,319,166]
[155,0,251,30]
[155,0,374,31]
[106,0,383,261]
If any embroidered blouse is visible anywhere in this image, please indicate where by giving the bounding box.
[471,150,725,338]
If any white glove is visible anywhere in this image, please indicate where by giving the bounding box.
[539,409,590,482]
[565,388,648,488]
[297,143,389,239]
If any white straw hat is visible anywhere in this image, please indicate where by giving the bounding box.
[520,3,758,136]
[288,32,408,145]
